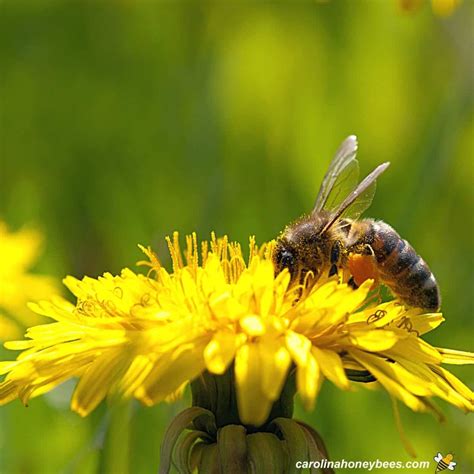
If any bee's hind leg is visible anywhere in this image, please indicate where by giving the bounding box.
[346,243,378,289]
[348,243,375,257]
[363,243,375,257]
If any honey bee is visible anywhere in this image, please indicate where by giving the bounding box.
[274,135,440,311]
[434,453,457,472]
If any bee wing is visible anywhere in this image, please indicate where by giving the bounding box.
[320,162,390,234]
[434,454,443,462]
[448,462,457,470]
[338,168,381,219]
[312,135,359,215]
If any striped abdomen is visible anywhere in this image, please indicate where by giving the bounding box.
[365,220,440,311]
[436,459,449,472]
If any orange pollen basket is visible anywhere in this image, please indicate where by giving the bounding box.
[348,254,379,288]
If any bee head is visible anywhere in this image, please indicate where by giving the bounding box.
[274,242,297,276]
[274,218,328,283]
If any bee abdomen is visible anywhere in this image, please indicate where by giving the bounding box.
[436,460,448,471]
[369,221,441,311]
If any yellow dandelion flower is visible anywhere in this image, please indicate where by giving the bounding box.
[0,233,472,429]
[398,0,461,16]
[0,223,59,340]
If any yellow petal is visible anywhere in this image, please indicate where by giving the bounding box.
[312,347,349,390]
[118,354,154,398]
[71,349,127,417]
[378,359,434,397]
[285,331,311,366]
[234,343,271,426]
[137,339,208,405]
[204,331,241,374]
[296,352,320,410]
[0,379,20,405]
[429,365,474,411]
[240,315,266,337]
[348,329,399,352]
[0,314,22,341]
[251,260,275,317]
[436,347,474,365]
[260,337,291,401]
[209,292,245,321]
[350,349,428,412]
[388,337,442,365]
[407,312,444,335]
[348,301,404,325]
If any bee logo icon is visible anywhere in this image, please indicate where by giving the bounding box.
[434,453,456,472]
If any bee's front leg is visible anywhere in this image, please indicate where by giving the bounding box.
[328,241,343,277]
[348,276,359,289]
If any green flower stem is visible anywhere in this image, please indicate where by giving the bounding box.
[99,401,132,474]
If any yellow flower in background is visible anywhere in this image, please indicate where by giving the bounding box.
[398,0,461,16]
[0,223,59,340]
[0,233,472,426]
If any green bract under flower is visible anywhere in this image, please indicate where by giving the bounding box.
[0,233,473,427]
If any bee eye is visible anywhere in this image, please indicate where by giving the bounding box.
[278,249,295,270]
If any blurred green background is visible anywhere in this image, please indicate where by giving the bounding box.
[1,1,473,473]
